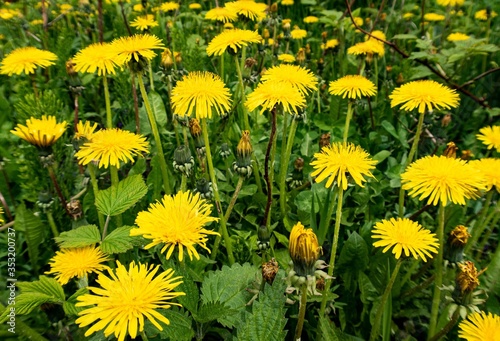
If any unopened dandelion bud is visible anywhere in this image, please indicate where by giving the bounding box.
[445,225,470,263]
[37,190,54,212]
[233,130,253,178]
[319,132,331,149]
[263,28,270,39]
[194,178,213,200]
[289,222,321,277]
[66,59,77,77]
[174,52,182,64]
[173,145,195,177]
[270,3,278,12]
[443,142,458,158]
[219,143,231,159]
[161,48,174,69]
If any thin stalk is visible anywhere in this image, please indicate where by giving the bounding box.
[87,163,105,231]
[110,165,123,227]
[369,258,403,341]
[202,119,235,265]
[319,186,344,316]
[46,211,59,237]
[343,101,353,143]
[294,283,308,341]
[428,204,446,338]
[234,55,251,131]
[465,190,493,253]
[279,116,298,218]
[428,308,460,341]
[220,52,225,82]
[148,62,155,92]
[317,188,336,246]
[224,176,244,221]
[137,75,172,194]
[131,74,140,133]
[398,110,426,217]
[262,108,278,229]
[374,57,379,90]
[103,76,112,128]
[476,202,500,258]
[102,215,111,240]
[47,164,70,216]
[31,73,39,99]
[180,175,187,191]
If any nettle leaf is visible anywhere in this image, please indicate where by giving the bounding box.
[63,287,88,316]
[95,174,148,216]
[144,308,194,341]
[101,226,135,254]
[235,273,288,341]
[194,302,235,323]
[201,263,258,328]
[175,273,199,315]
[54,225,101,249]
[15,203,44,269]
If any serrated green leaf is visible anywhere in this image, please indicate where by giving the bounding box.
[63,288,88,316]
[318,315,340,341]
[15,203,44,269]
[175,272,199,314]
[101,226,135,254]
[194,302,235,323]
[95,174,148,216]
[54,225,101,248]
[144,308,194,341]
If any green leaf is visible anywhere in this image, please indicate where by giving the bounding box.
[372,150,391,164]
[144,90,168,133]
[54,225,101,249]
[391,34,418,40]
[300,131,319,157]
[176,272,200,315]
[194,302,235,323]
[144,308,194,341]
[318,315,340,341]
[201,263,258,328]
[63,288,88,316]
[95,174,148,216]
[337,232,369,273]
[101,226,136,254]
[15,203,44,269]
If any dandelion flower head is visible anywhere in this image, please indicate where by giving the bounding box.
[389,80,460,113]
[73,42,120,76]
[347,40,385,57]
[76,261,185,341]
[74,121,98,141]
[401,155,486,206]
[130,15,159,31]
[372,218,439,261]
[189,3,202,10]
[260,64,318,95]
[245,80,305,115]
[291,26,307,39]
[131,191,219,261]
[111,34,164,65]
[0,47,57,76]
[310,142,376,190]
[477,125,500,152]
[159,2,180,12]
[225,1,267,21]
[206,29,262,56]
[205,6,238,23]
[278,53,296,63]
[437,0,464,6]
[11,115,67,148]
[475,9,498,21]
[303,16,319,24]
[46,245,109,285]
[458,311,500,341]
[289,222,321,276]
[321,39,339,50]
[424,13,446,21]
[328,75,377,99]
[447,32,470,42]
[470,158,500,192]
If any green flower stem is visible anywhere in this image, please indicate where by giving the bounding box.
[294,283,308,341]
[465,190,494,254]
[317,188,337,246]
[234,55,251,132]
[374,57,379,90]
[180,175,187,192]
[87,163,105,231]
[148,61,155,92]
[487,214,500,272]
[140,329,149,341]
[476,201,500,258]
[110,165,123,227]
[220,52,225,82]
[428,204,446,338]
[137,75,172,195]
[319,186,344,316]
[428,308,460,341]
[224,176,244,221]
[102,75,112,128]
[202,118,235,265]
[369,258,403,341]
[279,115,298,219]
[398,110,426,217]
[343,101,353,143]
[30,73,39,99]
[46,211,59,237]
[102,215,111,240]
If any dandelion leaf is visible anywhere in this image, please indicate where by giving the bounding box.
[95,174,148,216]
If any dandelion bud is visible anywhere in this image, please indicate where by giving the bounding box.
[321,31,328,40]
[233,130,253,178]
[263,28,270,39]
[219,143,231,159]
[443,142,458,158]
[386,65,393,72]
[37,190,54,212]
[296,48,306,63]
[173,145,195,177]
[270,2,278,12]
[283,22,291,30]
[319,132,331,149]
[262,258,279,284]
[287,157,305,189]
[445,225,470,263]
[396,73,405,84]
[161,48,174,69]
[194,178,213,200]
[289,222,321,277]
[461,150,473,160]
[305,43,311,55]
[245,58,257,69]
[174,52,182,64]
[257,225,271,251]
[66,59,77,77]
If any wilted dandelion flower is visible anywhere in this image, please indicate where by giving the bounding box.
[74,121,98,141]
[310,142,376,190]
[476,125,500,152]
[72,42,120,76]
[11,115,67,148]
[245,80,305,115]
[389,80,460,113]
[290,26,307,39]
[170,71,232,119]
[424,13,446,21]
[474,9,498,21]
[372,218,439,261]
[447,32,470,41]
[205,6,238,22]
[278,53,296,63]
[303,16,319,24]
[0,47,57,76]
[437,0,464,6]
[328,75,377,99]
[131,191,219,261]
[75,128,149,169]
[470,158,500,192]
[225,0,267,21]
[46,246,109,285]
[111,34,164,65]
[260,64,318,95]
[159,2,180,12]
[206,29,262,56]
[401,155,486,206]
[458,311,500,340]
[76,261,185,341]
[130,14,159,31]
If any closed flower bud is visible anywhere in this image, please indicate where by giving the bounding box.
[194,178,213,200]
[441,113,452,127]
[66,59,77,77]
[443,142,458,158]
[173,145,195,177]
[161,48,174,69]
[219,143,231,159]
[289,222,321,277]
[445,225,470,263]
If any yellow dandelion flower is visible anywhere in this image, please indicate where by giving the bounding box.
[403,12,414,20]
[130,15,159,31]
[447,32,470,42]
[475,9,498,21]
[205,6,238,23]
[0,8,22,20]
[76,261,185,341]
[0,47,57,76]
[59,3,73,14]
[74,121,98,141]
[424,13,446,21]
[389,80,460,114]
[437,0,464,6]
[282,0,294,5]
[310,142,376,190]
[111,34,164,65]
[303,16,319,24]
[133,3,143,12]
[225,0,267,21]
[75,128,149,169]
[11,115,67,148]
[206,29,262,56]
[45,246,109,285]
[131,191,219,261]
[470,158,500,192]
[245,80,305,115]
[350,16,363,28]
[189,3,202,10]
[321,39,339,50]
[159,2,179,12]
[372,218,439,261]
[278,53,296,63]
[72,42,120,76]
[367,30,386,41]
[401,155,486,206]
[328,75,377,99]
[260,64,317,95]
[348,40,385,57]
[0,207,4,225]
[170,71,232,119]
[225,22,235,30]
[30,19,43,25]
[458,311,500,340]
[289,222,321,275]
[477,125,500,152]
[291,26,307,39]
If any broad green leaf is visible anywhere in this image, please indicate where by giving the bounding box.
[372,150,391,164]
[175,272,200,315]
[194,302,235,323]
[144,308,194,341]
[101,226,136,254]
[300,131,319,157]
[15,203,44,269]
[338,232,369,272]
[95,174,148,216]
[54,225,101,249]
[239,184,258,198]
[63,288,88,316]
